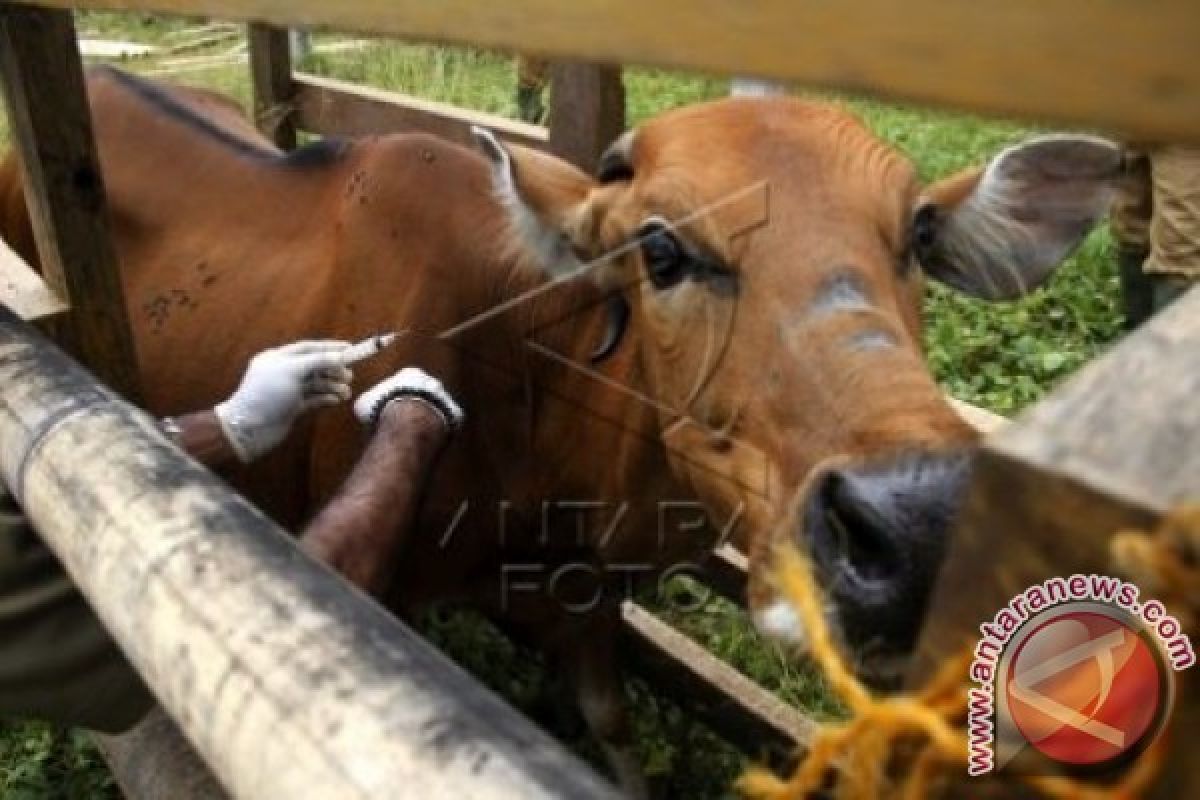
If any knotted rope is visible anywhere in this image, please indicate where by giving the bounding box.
[1111,506,1200,633]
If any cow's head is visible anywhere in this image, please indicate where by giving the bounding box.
[472,97,1122,683]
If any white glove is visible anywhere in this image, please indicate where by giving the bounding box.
[215,340,354,462]
[353,367,464,432]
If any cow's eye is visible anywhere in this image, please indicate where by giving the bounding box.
[638,222,687,289]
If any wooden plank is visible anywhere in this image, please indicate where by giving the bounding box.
[621,601,816,765]
[12,0,1200,143]
[0,4,140,398]
[548,62,624,172]
[947,396,1006,436]
[0,237,67,321]
[0,304,621,800]
[247,23,296,150]
[914,285,1200,798]
[167,27,238,55]
[163,21,238,40]
[703,543,750,605]
[292,72,549,150]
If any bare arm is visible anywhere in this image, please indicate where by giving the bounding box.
[163,348,457,597]
[299,399,451,596]
[169,411,240,466]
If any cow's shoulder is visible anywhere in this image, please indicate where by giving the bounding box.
[327,132,510,280]
[336,133,498,231]
[354,132,492,194]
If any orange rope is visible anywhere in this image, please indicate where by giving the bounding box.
[1111,505,1200,631]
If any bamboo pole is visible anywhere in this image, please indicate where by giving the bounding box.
[0,306,618,800]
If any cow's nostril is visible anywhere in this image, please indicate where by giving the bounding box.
[797,452,971,683]
[818,470,901,587]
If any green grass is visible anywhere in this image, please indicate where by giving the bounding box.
[2,11,1124,798]
[0,722,117,799]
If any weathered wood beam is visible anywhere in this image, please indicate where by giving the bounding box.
[0,4,140,398]
[247,23,296,149]
[10,0,1200,142]
[702,543,751,605]
[0,306,619,800]
[548,62,624,172]
[621,601,816,765]
[947,396,1007,436]
[915,285,1200,798]
[292,72,548,150]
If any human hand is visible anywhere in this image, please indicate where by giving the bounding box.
[215,340,354,462]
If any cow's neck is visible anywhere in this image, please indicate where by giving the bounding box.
[461,258,689,560]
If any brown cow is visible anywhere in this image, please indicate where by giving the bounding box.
[0,66,1125,793]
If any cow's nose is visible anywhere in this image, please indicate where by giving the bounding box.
[801,452,971,678]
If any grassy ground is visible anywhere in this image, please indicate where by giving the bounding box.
[0,12,1124,799]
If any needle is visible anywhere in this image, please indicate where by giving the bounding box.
[340,331,401,366]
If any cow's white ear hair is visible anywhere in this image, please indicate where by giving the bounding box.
[472,126,517,203]
[919,133,1123,301]
[471,125,584,279]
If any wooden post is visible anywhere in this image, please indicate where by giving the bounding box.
[0,305,620,800]
[914,285,1200,797]
[0,4,140,399]
[288,28,312,62]
[247,23,297,150]
[548,62,624,172]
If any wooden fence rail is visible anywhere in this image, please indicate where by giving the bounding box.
[292,72,548,151]
[14,0,1200,142]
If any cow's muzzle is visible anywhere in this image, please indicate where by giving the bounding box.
[799,450,971,686]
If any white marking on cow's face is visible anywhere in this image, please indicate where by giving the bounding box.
[809,272,873,316]
[790,271,897,352]
[844,329,896,351]
[753,598,808,646]
[471,125,583,278]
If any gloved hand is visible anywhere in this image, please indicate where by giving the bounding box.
[215,340,355,462]
[353,367,464,433]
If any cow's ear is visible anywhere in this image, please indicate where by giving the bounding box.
[472,126,603,280]
[914,134,1125,301]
